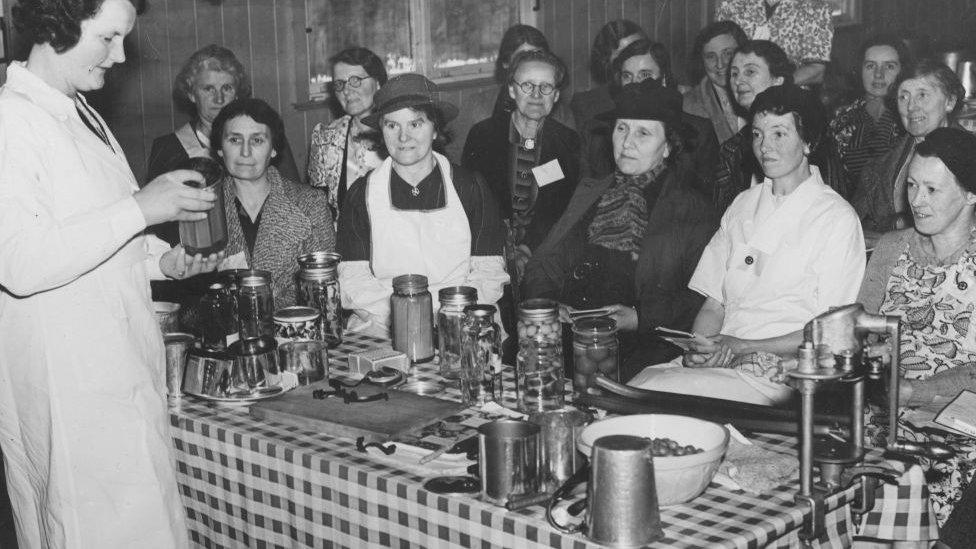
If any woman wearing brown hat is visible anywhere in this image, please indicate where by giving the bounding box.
[629,84,864,405]
[336,74,508,336]
[855,127,976,541]
[522,78,716,381]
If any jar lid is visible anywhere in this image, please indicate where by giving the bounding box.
[298,251,342,269]
[518,298,558,321]
[393,274,429,294]
[438,286,478,305]
[463,304,496,319]
[572,316,617,335]
[299,267,338,281]
[273,306,321,322]
[235,269,271,287]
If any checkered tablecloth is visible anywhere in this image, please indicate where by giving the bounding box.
[170,333,858,548]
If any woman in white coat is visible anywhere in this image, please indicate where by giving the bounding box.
[0,1,221,547]
[630,84,865,405]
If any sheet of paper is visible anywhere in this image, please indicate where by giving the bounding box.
[935,390,976,438]
[532,159,565,188]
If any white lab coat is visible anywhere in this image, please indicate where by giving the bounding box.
[629,167,865,405]
[0,63,188,548]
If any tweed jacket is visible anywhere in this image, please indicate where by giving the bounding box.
[683,77,740,144]
[851,134,915,235]
[224,166,336,308]
[523,158,717,373]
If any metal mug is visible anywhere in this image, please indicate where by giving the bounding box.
[153,301,180,334]
[182,345,236,397]
[277,340,328,386]
[528,408,590,492]
[163,332,195,405]
[478,420,540,506]
[585,435,664,547]
[229,336,279,392]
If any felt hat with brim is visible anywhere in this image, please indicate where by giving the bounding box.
[596,78,684,129]
[361,73,459,129]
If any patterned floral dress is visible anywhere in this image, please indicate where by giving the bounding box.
[872,235,976,526]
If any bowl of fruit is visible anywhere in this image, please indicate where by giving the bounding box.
[577,414,729,506]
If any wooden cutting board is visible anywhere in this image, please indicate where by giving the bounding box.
[249,383,468,442]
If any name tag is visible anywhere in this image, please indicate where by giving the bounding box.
[532,159,565,188]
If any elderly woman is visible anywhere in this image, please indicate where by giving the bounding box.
[0,0,223,546]
[853,59,965,248]
[338,74,509,337]
[570,19,646,133]
[214,98,335,308]
[829,34,909,187]
[855,127,976,542]
[683,20,750,144]
[582,39,720,192]
[630,85,864,405]
[306,47,387,217]
[523,78,716,380]
[712,40,848,213]
[462,50,580,290]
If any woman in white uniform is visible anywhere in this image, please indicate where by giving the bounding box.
[337,74,509,337]
[630,84,865,405]
[0,1,221,546]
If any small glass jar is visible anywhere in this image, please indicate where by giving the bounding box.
[571,317,619,394]
[460,304,502,405]
[437,286,478,380]
[391,274,434,362]
[297,251,343,348]
[516,298,565,412]
[236,270,275,341]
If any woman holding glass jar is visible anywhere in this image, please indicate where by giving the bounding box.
[306,47,387,218]
[337,74,509,338]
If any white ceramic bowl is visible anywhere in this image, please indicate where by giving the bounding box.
[578,414,729,506]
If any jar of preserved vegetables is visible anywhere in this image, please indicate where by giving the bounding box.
[516,298,564,412]
[460,304,502,405]
[297,251,343,348]
[391,274,434,362]
[437,286,478,379]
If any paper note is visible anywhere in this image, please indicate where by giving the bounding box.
[935,389,976,438]
[532,159,565,188]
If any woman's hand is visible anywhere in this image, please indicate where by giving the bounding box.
[135,169,217,226]
[682,334,743,368]
[606,304,638,331]
[160,245,225,280]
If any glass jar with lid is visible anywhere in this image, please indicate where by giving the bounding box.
[297,251,343,348]
[515,298,564,412]
[460,304,502,405]
[391,274,434,362]
[437,286,478,379]
[236,270,274,341]
[571,317,619,394]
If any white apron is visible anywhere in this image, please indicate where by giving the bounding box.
[0,63,188,548]
[366,152,472,302]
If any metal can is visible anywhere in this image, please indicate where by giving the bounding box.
[297,251,343,348]
[273,306,322,345]
[437,286,478,380]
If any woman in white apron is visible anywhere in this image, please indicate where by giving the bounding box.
[336,74,509,337]
[630,84,865,405]
[0,1,222,547]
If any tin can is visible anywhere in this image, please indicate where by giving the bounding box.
[273,306,322,344]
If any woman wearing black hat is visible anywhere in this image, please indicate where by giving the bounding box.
[856,127,976,540]
[629,84,864,405]
[522,78,716,380]
[336,74,508,336]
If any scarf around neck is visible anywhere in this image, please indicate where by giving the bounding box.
[587,164,666,256]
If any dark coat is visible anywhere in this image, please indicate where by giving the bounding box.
[461,112,581,251]
[522,158,717,377]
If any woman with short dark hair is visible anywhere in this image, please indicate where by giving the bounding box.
[683,20,750,144]
[0,0,223,546]
[212,98,336,308]
[338,74,508,336]
[306,46,388,217]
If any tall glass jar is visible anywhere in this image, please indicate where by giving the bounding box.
[297,251,343,348]
[437,286,478,379]
[516,298,565,412]
[571,317,619,394]
[178,157,228,256]
[236,270,274,341]
[391,274,434,362]
[200,282,237,351]
[460,304,502,405]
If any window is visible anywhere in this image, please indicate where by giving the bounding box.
[307,0,535,101]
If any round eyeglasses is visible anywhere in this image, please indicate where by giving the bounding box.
[333,75,373,92]
[512,80,557,96]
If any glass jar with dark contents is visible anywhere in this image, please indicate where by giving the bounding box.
[178,157,228,256]
[296,251,343,348]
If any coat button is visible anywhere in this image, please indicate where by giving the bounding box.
[745,255,755,265]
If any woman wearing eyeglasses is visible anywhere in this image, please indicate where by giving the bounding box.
[462,49,580,343]
[307,47,388,218]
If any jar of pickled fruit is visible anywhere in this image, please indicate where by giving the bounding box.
[515,298,564,413]
[571,317,619,394]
